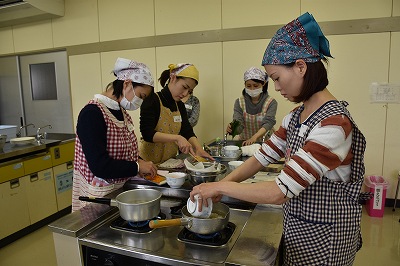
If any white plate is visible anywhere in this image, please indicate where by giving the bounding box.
[10,137,36,146]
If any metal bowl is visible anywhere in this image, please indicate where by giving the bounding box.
[0,134,6,150]
[187,162,227,185]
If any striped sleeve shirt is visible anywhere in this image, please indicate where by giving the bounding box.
[254,111,353,198]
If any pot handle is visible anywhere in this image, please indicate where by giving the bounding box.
[78,196,111,205]
[149,218,191,229]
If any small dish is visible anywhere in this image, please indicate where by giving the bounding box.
[187,194,213,218]
[157,170,169,176]
[165,172,186,188]
[228,160,244,170]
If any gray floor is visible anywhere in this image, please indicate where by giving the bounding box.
[0,207,399,266]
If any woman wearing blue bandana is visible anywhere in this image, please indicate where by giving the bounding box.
[191,12,368,265]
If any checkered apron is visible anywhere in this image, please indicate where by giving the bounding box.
[140,93,181,164]
[281,101,367,266]
[72,99,138,211]
[239,95,274,141]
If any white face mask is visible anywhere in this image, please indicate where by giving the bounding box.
[245,88,262,98]
[120,88,143,111]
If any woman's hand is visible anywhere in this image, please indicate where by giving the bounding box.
[242,137,257,146]
[226,123,232,134]
[190,182,223,210]
[175,135,193,154]
[195,148,214,161]
[138,159,157,177]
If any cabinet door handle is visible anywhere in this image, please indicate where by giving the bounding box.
[10,179,20,189]
[66,161,73,169]
[30,173,39,182]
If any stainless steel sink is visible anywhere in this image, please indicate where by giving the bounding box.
[27,133,75,147]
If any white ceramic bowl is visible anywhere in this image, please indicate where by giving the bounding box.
[165,172,186,188]
[223,145,240,158]
[186,194,213,218]
[228,160,244,170]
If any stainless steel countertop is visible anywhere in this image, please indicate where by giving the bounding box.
[226,205,283,266]
[49,186,283,265]
[0,133,75,162]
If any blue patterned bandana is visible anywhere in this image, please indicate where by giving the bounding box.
[262,12,333,65]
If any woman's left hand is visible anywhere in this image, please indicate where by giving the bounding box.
[195,148,214,161]
[242,137,256,146]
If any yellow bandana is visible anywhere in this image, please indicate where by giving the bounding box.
[168,63,199,83]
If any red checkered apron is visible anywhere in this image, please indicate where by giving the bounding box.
[239,95,274,142]
[72,99,138,211]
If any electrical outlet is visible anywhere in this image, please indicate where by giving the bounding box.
[54,147,60,159]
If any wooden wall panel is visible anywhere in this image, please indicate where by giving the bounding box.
[52,0,99,47]
[222,0,299,29]
[328,33,390,177]
[383,32,400,197]
[302,0,392,21]
[156,43,223,143]
[154,0,221,35]
[0,27,14,54]
[13,21,53,53]
[68,53,102,129]
[98,0,155,42]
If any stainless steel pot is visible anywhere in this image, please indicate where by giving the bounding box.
[149,202,230,234]
[79,189,162,222]
[187,162,227,185]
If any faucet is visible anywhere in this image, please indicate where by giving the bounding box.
[223,133,228,146]
[36,125,52,142]
[16,123,35,137]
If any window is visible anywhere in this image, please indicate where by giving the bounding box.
[29,62,57,100]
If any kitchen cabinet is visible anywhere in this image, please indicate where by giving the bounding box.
[50,141,74,211]
[21,153,57,224]
[0,178,30,239]
[21,168,57,224]
[0,136,75,245]
[53,161,73,210]
[0,159,24,184]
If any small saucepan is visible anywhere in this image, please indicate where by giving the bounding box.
[149,202,230,235]
[79,189,162,222]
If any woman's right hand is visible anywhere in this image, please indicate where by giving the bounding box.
[138,159,157,177]
[226,124,232,134]
[175,135,193,154]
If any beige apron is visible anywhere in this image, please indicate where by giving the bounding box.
[140,94,182,164]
